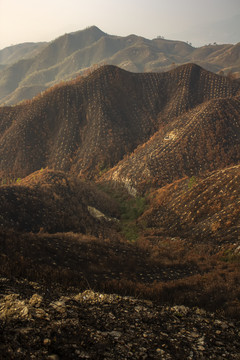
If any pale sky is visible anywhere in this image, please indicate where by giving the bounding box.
[0,0,239,49]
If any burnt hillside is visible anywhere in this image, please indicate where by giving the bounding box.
[102,95,240,192]
[139,164,240,242]
[0,64,239,185]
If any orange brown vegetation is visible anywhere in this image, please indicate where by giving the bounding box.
[139,164,240,242]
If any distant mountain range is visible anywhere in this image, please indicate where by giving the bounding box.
[0,26,239,105]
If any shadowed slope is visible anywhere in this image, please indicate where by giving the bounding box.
[0,169,119,235]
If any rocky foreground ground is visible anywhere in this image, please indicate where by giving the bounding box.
[0,277,240,360]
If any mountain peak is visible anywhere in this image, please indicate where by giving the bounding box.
[72,25,106,37]
[87,25,105,33]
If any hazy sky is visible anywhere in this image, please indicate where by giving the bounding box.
[0,0,239,49]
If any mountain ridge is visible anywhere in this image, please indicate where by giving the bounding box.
[0,26,239,105]
[0,64,239,192]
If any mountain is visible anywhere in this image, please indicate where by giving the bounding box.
[0,26,106,104]
[0,26,239,105]
[0,64,239,187]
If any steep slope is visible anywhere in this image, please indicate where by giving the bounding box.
[0,26,239,105]
[0,169,119,235]
[139,164,240,242]
[101,95,240,192]
[0,64,239,184]
[0,65,161,179]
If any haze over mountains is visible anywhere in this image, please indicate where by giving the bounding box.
[0,26,239,105]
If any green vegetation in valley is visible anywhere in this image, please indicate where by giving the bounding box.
[97,183,148,241]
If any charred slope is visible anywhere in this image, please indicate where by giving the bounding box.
[0,64,164,179]
[0,64,239,182]
[139,164,240,242]
[101,95,240,192]
[0,169,119,235]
